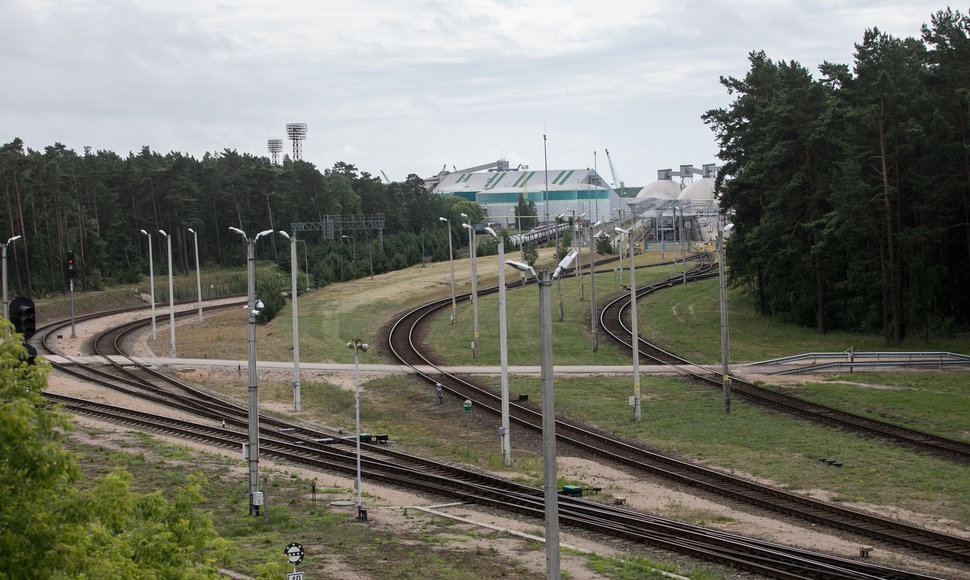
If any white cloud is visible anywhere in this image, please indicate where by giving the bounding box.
[0,0,947,184]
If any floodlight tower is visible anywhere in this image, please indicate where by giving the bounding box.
[267,139,283,166]
[286,123,307,161]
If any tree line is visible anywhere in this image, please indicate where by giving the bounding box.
[0,143,491,298]
[704,7,970,343]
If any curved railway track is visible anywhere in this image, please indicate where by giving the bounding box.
[598,260,970,465]
[42,390,950,580]
[29,278,970,576]
[383,261,970,568]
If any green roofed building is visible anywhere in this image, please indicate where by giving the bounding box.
[427,160,631,227]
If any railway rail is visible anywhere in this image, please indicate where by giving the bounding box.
[597,259,970,465]
[382,260,970,568]
[42,391,951,579]
[27,275,970,576]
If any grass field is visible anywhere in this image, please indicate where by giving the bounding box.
[42,250,970,577]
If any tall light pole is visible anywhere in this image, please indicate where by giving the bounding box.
[555,213,566,321]
[158,229,176,358]
[461,214,479,359]
[589,221,602,352]
[228,226,274,517]
[347,338,369,521]
[719,220,734,415]
[543,133,550,225]
[279,231,301,412]
[1,235,21,320]
[616,228,641,422]
[575,214,586,301]
[187,228,203,321]
[139,229,157,340]
[506,249,577,580]
[296,239,309,291]
[485,227,511,465]
[439,217,456,324]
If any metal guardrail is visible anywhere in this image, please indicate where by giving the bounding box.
[771,359,970,375]
[745,351,970,375]
[747,351,970,366]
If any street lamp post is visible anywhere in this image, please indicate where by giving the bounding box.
[139,229,157,341]
[555,213,566,321]
[228,226,274,517]
[575,214,586,301]
[1,235,21,320]
[279,231,301,412]
[485,227,511,465]
[158,229,176,358]
[187,228,203,321]
[506,249,577,580]
[347,338,369,521]
[616,228,641,422]
[588,221,602,352]
[461,214,479,359]
[298,239,309,291]
[439,217,456,324]
[719,220,734,415]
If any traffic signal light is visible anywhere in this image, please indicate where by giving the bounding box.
[9,296,35,340]
[67,250,75,279]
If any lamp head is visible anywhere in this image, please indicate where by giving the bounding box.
[504,259,536,281]
[187,227,195,234]
[439,216,448,223]
[228,226,246,239]
[140,229,149,236]
[614,227,629,235]
[553,249,579,279]
[278,230,290,239]
[158,229,168,237]
[255,229,275,241]
[484,227,497,240]
[6,235,21,244]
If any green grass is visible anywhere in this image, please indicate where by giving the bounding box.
[427,261,687,367]
[760,372,970,442]
[65,428,721,579]
[501,372,970,527]
[638,277,970,363]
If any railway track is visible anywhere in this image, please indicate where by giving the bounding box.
[382,262,970,568]
[29,279,970,576]
[597,259,970,465]
[41,391,951,579]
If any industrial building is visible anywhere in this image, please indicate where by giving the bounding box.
[428,160,631,227]
[428,159,723,244]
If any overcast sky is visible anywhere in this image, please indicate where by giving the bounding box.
[1,1,939,186]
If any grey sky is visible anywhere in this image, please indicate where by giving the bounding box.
[1,1,935,186]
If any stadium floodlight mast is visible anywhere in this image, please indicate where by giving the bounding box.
[158,229,176,358]
[505,248,577,580]
[347,338,369,521]
[187,228,203,321]
[461,213,479,358]
[278,230,302,412]
[139,229,157,340]
[615,227,641,422]
[439,217,456,324]
[1,235,21,320]
[588,221,603,352]
[228,226,275,517]
[484,227,511,465]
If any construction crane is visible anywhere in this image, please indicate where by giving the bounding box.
[604,149,626,197]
